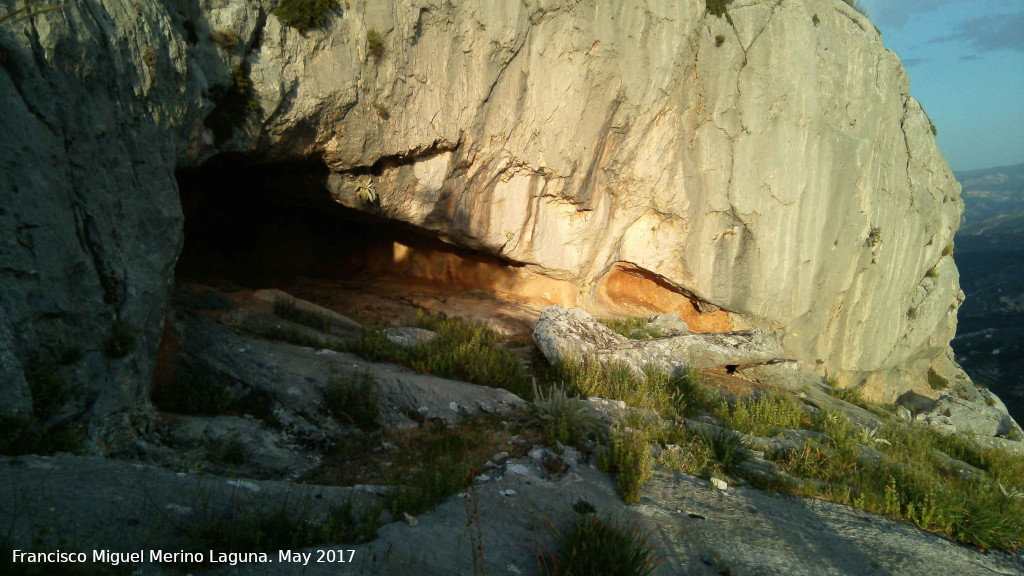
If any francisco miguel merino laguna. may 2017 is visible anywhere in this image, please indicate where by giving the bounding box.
[12,550,274,566]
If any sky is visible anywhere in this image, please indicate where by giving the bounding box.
[860,0,1024,172]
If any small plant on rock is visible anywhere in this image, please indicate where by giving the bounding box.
[366,28,384,59]
[598,427,653,504]
[325,367,379,430]
[695,427,749,474]
[706,0,733,18]
[598,317,661,340]
[351,310,532,399]
[276,0,337,32]
[524,382,600,449]
[536,514,661,576]
[725,392,805,436]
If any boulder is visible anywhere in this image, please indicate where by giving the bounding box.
[533,305,781,374]
[649,312,690,336]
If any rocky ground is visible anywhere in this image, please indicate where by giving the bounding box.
[3,282,1023,576]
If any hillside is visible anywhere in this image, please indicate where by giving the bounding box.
[952,164,1024,421]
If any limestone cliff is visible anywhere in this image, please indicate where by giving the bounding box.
[0,0,970,445]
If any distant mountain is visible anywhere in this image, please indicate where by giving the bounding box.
[952,163,1024,421]
[958,163,1024,226]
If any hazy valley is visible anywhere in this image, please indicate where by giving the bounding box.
[953,163,1024,422]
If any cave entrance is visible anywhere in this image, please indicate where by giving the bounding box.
[173,156,544,331]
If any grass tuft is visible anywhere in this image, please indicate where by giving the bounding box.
[537,514,661,576]
[769,410,1024,551]
[352,310,531,399]
[186,495,379,558]
[598,317,662,340]
[325,366,379,430]
[695,427,750,474]
[549,358,721,419]
[724,392,806,437]
[382,422,486,517]
[524,382,600,449]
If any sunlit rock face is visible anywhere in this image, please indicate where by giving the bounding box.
[0,0,963,445]
[256,0,960,399]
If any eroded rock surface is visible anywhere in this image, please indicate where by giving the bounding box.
[3,453,1021,576]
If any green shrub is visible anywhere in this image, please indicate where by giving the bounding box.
[351,311,531,399]
[724,392,805,437]
[382,422,486,517]
[104,318,136,359]
[366,28,384,59]
[274,298,331,333]
[599,427,654,504]
[715,34,725,47]
[549,358,724,421]
[769,416,1024,551]
[598,317,661,340]
[695,427,749,474]
[927,369,949,391]
[276,0,336,32]
[810,408,855,450]
[537,515,661,576]
[325,367,379,430]
[866,226,882,248]
[706,0,733,18]
[524,382,600,449]
[823,378,897,417]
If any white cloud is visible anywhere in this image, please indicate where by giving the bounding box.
[862,0,957,28]
[934,11,1024,53]
[863,0,1020,29]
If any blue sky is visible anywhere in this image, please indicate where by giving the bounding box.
[861,0,1024,172]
